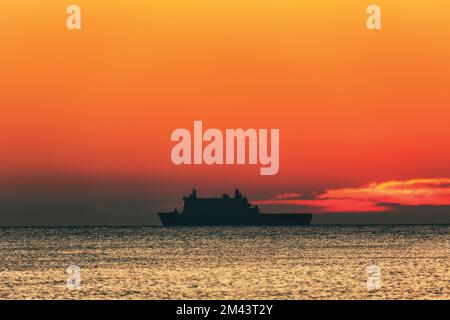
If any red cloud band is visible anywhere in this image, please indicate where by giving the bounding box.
[256,178,450,212]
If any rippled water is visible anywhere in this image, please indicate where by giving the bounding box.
[0,226,449,299]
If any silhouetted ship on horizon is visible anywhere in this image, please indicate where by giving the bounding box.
[158,189,312,226]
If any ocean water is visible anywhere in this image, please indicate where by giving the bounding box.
[0,225,448,300]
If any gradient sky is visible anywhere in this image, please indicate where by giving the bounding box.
[1,1,450,224]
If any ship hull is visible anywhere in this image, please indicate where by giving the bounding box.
[158,212,312,226]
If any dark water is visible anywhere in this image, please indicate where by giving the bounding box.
[0,225,449,299]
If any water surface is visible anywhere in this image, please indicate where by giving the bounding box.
[0,225,449,299]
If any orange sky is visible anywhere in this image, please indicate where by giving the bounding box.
[1,1,450,212]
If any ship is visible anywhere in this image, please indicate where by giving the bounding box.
[158,189,312,226]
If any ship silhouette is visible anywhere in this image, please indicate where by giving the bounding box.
[158,189,312,226]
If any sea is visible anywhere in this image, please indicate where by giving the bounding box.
[0,225,448,299]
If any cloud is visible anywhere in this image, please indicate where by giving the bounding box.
[272,192,303,200]
[256,178,450,212]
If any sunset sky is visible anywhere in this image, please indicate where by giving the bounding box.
[1,1,450,224]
